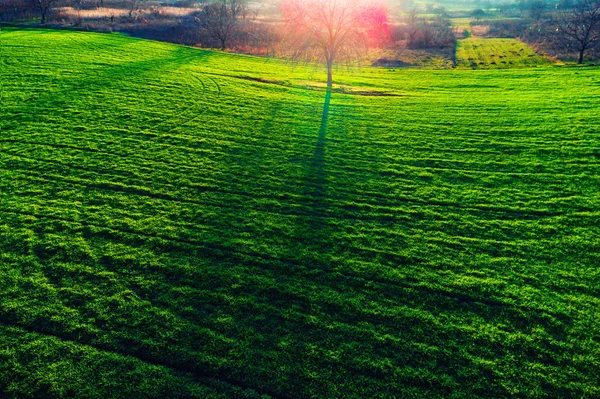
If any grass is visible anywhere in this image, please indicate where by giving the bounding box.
[1,28,600,398]
[455,37,557,69]
[450,17,473,31]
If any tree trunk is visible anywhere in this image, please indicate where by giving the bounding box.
[578,48,584,64]
[129,1,135,20]
[326,59,333,89]
[221,38,226,50]
[40,8,47,24]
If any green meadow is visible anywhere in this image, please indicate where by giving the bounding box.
[1,28,599,398]
[455,38,557,69]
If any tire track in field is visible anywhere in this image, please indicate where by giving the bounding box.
[206,75,222,95]
[6,128,582,181]
[5,176,556,256]
[0,177,407,235]
[0,208,431,344]
[147,74,211,133]
[0,168,409,225]
[191,73,206,90]
[0,207,567,327]
[1,159,567,222]
[1,230,573,397]
[3,138,583,208]
[0,318,284,399]
[0,208,503,292]
[152,73,223,135]
[0,54,18,73]
[5,128,582,200]
[137,72,220,136]
[0,208,384,287]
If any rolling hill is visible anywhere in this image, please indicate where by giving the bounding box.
[1,28,599,398]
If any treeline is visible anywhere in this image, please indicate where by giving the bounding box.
[394,8,456,49]
[473,0,600,63]
[1,0,39,22]
[2,0,598,63]
[0,0,456,54]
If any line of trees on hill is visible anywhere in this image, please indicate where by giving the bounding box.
[399,8,456,49]
[476,0,600,62]
[1,0,599,64]
[0,0,456,50]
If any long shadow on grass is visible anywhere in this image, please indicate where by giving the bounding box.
[310,89,331,203]
[17,43,213,115]
[298,89,332,251]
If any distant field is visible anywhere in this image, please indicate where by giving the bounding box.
[1,28,600,398]
[455,37,557,68]
[450,17,472,31]
[56,5,197,19]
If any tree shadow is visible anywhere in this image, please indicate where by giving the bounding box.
[308,89,331,206]
[299,89,332,250]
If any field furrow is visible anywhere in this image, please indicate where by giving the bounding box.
[1,28,599,398]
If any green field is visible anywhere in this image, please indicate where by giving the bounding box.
[1,28,600,398]
[455,38,557,69]
[450,17,472,31]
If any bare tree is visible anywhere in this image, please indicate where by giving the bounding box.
[404,8,420,45]
[498,2,517,16]
[30,0,58,23]
[470,8,486,21]
[519,0,548,20]
[402,8,455,49]
[195,0,246,50]
[128,0,147,20]
[280,0,388,89]
[363,3,390,48]
[556,0,600,63]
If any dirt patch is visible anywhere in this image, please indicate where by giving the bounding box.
[351,91,401,97]
[372,58,413,68]
[237,76,287,85]
[232,76,401,96]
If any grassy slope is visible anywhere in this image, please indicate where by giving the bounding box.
[1,28,600,398]
[455,38,557,69]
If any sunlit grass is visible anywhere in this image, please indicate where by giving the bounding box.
[455,37,557,69]
[1,28,599,398]
[450,17,472,30]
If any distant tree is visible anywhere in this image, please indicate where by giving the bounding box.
[280,0,389,89]
[471,8,486,20]
[519,0,548,19]
[429,5,448,18]
[404,8,420,44]
[403,7,455,49]
[30,0,58,23]
[498,1,516,16]
[128,0,146,20]
[397,0,414,11]
[362,3,391,48]
[195,0,246,50]
[556,0,600,62]
[556,0,575,9]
